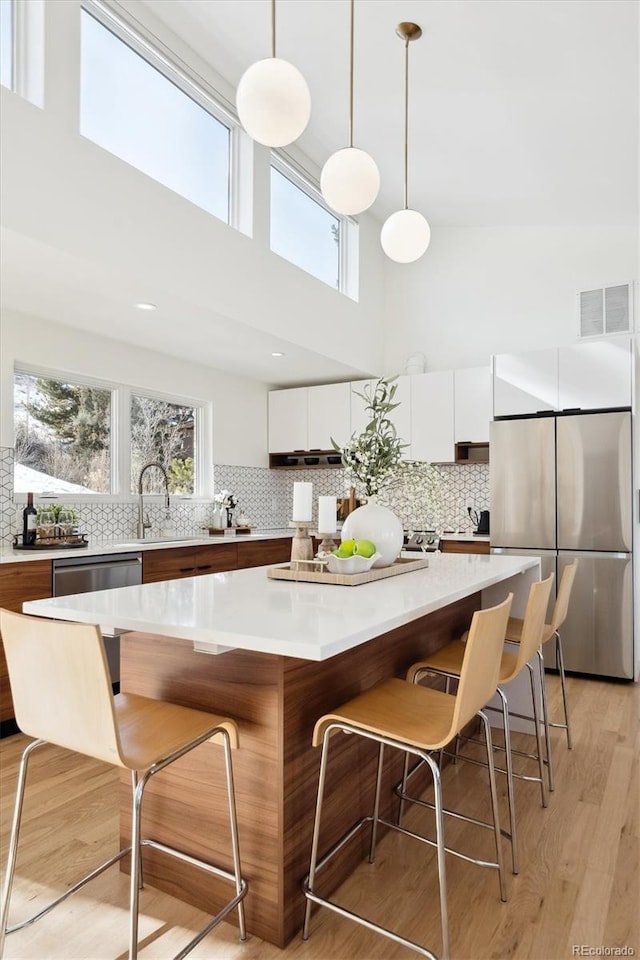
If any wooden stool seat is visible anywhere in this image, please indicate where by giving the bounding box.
[408,640,519,686]
[0,609,247,960]
[504,616,554,646]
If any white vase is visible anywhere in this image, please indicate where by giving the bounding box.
[341,498,404,568]
[213,507,223,528]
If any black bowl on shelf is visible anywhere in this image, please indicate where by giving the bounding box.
[304,456,320,465]
[283,457,299,466]
[327,455,342,464]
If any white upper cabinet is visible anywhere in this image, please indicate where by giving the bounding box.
[349,380,375,439]
[307,383,351,450]
[558,337,632,411]
[268,388,308,452]
[493,348,559,417]
[494,339,633,419]
[411,372,455,463]
[387,375,412,459]
[454,367,491,442]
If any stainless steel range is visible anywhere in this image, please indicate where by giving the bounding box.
[403,531,440,552]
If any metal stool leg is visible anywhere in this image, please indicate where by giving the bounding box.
[496,687,519,875]
[479,712,507,903]
[302,728,332,941]
[526,662,548,808]
[556,632,573,749]
[369,744,385,862]
[423,751,450,960]
[221,732,247,942]
[537,648,555,793]
[0,739,46,957]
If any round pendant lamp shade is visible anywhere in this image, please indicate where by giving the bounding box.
[380,208,431,263]
[236,57,311,147]
[320,147,380,215]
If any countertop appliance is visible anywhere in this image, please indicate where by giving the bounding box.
[52,552,143,685]
[490,410,633,679]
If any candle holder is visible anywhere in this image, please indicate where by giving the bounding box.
[314,532,338,556]
[289,520,314,563]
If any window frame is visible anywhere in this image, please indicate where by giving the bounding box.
[80,0,239,227]
[270,153,359,300]
[13,363,212,503]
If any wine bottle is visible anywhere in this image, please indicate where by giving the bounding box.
[22,492,37,546]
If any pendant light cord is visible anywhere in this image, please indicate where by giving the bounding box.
[271,0,276,58]
[404,35,409,210]
[348,0,354,147]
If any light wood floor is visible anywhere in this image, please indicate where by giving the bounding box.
[0,671,638,960]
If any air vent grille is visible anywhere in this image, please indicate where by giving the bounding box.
[578,283,633,338]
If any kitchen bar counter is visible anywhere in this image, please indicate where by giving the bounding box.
[23,553,538,947]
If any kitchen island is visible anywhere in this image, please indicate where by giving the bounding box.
[23,552,539,947]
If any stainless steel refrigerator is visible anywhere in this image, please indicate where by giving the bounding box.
[490,410,634,679]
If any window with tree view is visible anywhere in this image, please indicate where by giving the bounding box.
[14,372,112,494]
[130,395,195,495]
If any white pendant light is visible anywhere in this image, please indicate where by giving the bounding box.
[236,0,311,148]
[320,0,380,215]
[381,22,431,264]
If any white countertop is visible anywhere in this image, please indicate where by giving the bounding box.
[439,532,490,542]
[23,552,538,661]
[0,530,293,564]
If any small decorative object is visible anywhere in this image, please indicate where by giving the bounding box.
[289,520,314,562]
[213,490,237,529]
[341,499,403,568]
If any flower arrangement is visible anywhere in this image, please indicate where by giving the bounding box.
[332,376,444,530]
[332,377,407,497]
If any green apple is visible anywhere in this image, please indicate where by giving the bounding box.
[353,539,376,558]
[335,539,356,558]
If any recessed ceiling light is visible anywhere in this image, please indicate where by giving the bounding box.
[271,351,285,357]
[135,302,157,311]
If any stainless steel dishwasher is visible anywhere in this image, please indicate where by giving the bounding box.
[52,552,143,686]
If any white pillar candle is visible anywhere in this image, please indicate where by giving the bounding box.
[292,482,313,521]
[318,496,337,533]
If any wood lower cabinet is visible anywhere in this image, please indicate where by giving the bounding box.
[440,539,490,555]
[0,560,53,727]
[142,538,291,583]
[236,538,291,569]
[143,544,239,583]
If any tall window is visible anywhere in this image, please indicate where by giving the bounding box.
[80,7,230,221]
[0,0,13,90]
[14,372,112,494]
[130,395,195,495]
[270,165,341,290]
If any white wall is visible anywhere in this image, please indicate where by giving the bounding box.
[383,225,639,374]
[0,0,385,378]
[0,310,269,468]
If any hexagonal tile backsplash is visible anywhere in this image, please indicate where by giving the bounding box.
[1,446,489,544]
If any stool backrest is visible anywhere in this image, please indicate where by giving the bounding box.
[452,594,513,733]
[510,573,555,677]
[0,609,125,767]
[549,560,578,634]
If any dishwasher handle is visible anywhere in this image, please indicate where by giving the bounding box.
[54,558,142,577]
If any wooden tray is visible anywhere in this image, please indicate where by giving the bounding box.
[267,555,429,586]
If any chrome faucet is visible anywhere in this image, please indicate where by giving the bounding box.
[137,461,170,539]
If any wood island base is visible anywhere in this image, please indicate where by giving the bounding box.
[119,593,480,948]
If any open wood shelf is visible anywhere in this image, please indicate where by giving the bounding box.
[269,451,342,469]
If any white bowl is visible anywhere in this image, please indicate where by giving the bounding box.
[325,552,382,575]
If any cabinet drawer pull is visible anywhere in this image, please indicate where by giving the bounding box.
[179,566,196,573]
[197,565,212,571]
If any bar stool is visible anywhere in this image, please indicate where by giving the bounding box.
[302,594,513,960]
[504,559,578,795]
[0,609,248,960]
[404,574,554,876]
